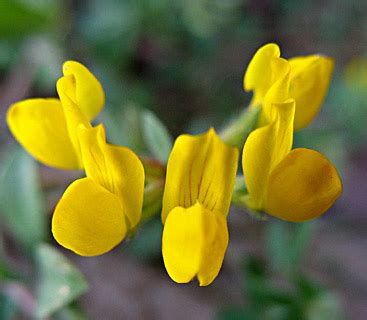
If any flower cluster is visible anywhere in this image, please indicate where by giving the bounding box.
[6,43,342,286]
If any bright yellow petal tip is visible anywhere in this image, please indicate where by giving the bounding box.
[244,43,280,93]
[289,55,334,130]
[52,177,127,256]
[6,98,80,169]
[162,202,228,286]
[244,43,291,107]
[61,60,105,120]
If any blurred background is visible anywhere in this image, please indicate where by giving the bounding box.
[0,0,366,319]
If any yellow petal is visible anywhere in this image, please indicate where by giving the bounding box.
[6,98,80,169]
[261,60,291,124]
[266,148,342,222]
[61,61,105,120]
[161,128,238,223]
[242,100,295,209]
[162,202,228,286]
[78,125,144,229]
[289,55,334,130]
[57,77,91,166]
[264,57,290,104]
[244,43,290,107]
[52,177,127,256]
[244,43,280,94]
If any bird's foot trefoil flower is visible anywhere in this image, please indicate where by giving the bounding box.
[52,124,145,256]
[162,128,238,285]
[7,60,145,256]
[242,99,342,222]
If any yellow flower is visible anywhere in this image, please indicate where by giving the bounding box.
[161,128,238,286]
[52,123,145,256]
[7,60,144,256]
[7,61,105,170]
[244,43,334,130]
[242,99,342,222]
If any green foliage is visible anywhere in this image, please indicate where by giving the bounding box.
[102,105,147,153]
[265,220,316,275]
[217,223,344,320]
[36,244,88,318]
[0,146,46,251]
[0,0,61,38]
[142,110,173,163]
[53,306,88,320]
[127,217,163,262]
[218,257,343,320]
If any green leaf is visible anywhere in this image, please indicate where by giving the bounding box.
[36,244,88,318]
[102,105,146,153]
[0,146,46,250]
[142,110,173,163]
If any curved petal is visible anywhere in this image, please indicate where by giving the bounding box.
[57,77,91,165]
[244,43,290,107]
[52,177,127,256]
[6,98,80,169]
[62,61,105,120]
[244,43,280,95]
[242,100,295,209]
[289,55,334,130]
[264,58,290,103]
[266,148,342,222]
[260,60,290,124]
[161,128,238,223]
[78,125,144,229]
[162,202,228,286]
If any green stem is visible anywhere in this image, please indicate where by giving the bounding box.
[231,176,267,221]
[141,179,165,222]
[141,157,166,180]
[220,105,261,149]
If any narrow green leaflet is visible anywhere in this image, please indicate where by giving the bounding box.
[0,146,46,250]
[36,244,88,318]
[102,105,146,153]
[142,110,173,163]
